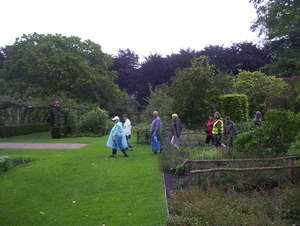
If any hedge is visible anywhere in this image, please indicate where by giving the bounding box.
[0,123,51,138]
[218,94,249,123]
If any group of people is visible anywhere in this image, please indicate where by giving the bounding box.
[205,112,238,149]
[151,111,182,154]
[107,110,261,156]
[106,111,181,156]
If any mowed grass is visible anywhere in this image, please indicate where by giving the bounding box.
[0,132,166,226]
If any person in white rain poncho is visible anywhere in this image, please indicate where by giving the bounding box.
[107,116,129,157]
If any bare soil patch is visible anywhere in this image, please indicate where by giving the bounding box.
[0,143,89,149]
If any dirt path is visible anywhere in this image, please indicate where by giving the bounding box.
[0,143,89,149]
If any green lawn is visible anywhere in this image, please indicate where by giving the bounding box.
[0,132,166,226]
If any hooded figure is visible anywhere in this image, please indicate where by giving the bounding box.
[252,111,262,126]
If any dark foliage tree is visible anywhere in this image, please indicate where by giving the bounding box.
[231,42,274,73]
[109,48,140,95]
[1,33,121,111]
[198,42,273,74]
[198,45,234,72]
[136,49,198,108]
[165,48,199,72]
[136,53,171,107]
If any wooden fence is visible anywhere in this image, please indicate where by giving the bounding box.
[182,156,300,187]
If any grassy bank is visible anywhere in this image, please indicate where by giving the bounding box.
[0,132,166,226]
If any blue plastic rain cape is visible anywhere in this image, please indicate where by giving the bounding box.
[106,122,128,150]
[151,135,160,152]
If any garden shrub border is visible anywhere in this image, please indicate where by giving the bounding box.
[0,123,51,138]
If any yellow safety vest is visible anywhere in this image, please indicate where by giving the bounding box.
[212,119,224,135]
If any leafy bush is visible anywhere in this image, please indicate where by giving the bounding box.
[235,109,300,157]
[158,138,190,172]
[77,107,109,136]
[277,183,300,224]
[235,121,254,134]
[166,187,286,225]
[66,108,79,133]
[132,123,151,144]
[170,164,186,175]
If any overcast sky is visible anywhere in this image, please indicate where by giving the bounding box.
[1,0,259,59]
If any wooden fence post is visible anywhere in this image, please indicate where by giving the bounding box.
[196,162,201,186]
[288,158,294,183]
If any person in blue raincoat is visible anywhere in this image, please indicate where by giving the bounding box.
[107,116,129,157]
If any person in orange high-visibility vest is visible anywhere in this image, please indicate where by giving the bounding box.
[212,112,224,148]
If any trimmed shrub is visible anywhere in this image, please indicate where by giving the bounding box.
[218,94,249,122]
[0,123,51,138]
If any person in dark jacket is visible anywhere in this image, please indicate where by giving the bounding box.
[224,116,238,149]
[252,111,262,126]
[170,113,182,151]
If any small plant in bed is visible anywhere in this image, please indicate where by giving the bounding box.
[0,156,35,172]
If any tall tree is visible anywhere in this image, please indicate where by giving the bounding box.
[110,48,139,95]
[198,42,273,74]
[169,56,220,127]
[230,42,274,73]
[136,49,198,108]
[233,70,288,115]
[250,0,300,77]
[0,47,7,95]
[1,33,121,110]
[166,48,198,73]
[136,53,171,107]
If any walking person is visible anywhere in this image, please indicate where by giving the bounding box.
[170,113,182,151]
[224,116,238,149]
[123,114,133,151]
[205,113,216,148]
[151,111,162,154]
[107,116,129,157]
[212,112,224,149]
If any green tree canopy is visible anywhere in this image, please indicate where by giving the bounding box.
[233,70,288,115]
[169,56,220,127]
[142,85,173,123]
[1,33,122,110]
[250,0,300,77]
